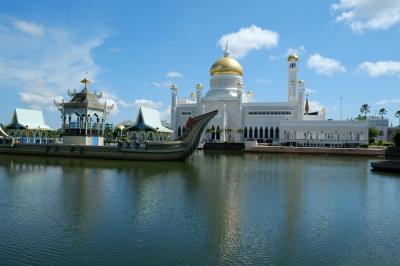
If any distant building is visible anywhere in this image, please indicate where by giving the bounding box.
[54,78,114,146]
[5,108,53,144]
[367,117,389,142]
[125,106,172,142]
[388,126,400,142]
[280,120,368,147]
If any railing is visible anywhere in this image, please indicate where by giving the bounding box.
[63,128,103,136]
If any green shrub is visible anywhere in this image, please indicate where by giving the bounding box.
[368,127,379,139]
[360,144,368,148]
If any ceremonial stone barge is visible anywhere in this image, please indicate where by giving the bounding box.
[0,110,217,161]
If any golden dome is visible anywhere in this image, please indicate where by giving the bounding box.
[288,54,299,61]
[210,55,243,76]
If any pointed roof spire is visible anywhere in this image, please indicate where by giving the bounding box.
[305,94,309,114]
[224,40,230,57]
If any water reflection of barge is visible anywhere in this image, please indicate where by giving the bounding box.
[0,110,217,161]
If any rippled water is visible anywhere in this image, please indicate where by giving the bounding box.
[1,152,400,265]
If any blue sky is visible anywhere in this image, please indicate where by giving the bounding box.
[1,0,400,128]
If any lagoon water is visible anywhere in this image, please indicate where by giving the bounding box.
[1,152,400,265]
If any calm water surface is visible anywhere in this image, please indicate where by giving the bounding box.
[1,152,400,265]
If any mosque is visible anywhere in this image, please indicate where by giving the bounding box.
[170,46,369,147]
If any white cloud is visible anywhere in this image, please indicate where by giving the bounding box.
[166,71,183,78]
[99,91,132,115]
[0,17,106,112]
[287,46,305,56]
[376,98,400,105]
[255,78,272,84]
[152,81,173,89]
[19,79,62,112]
[152,82,161,88]
[305,88,317,94]
[331,0,400,32]
[307,54,347,76]
[109,47,121,53]
[357,61,400,77]
[159,106,171,122]
[308,100,324,112]
[218,25,279,59]
[13,20,44,37]
[269,45,306,61]
[134,99,164,109]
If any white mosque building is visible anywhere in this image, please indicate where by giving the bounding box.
[170,46,368,147]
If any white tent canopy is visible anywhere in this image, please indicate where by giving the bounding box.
[128,106,172,133]
[6,108,52,130]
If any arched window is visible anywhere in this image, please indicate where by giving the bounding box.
[254,127,258,138]
[216,126,220,140]
[270,127,274,139]
[183,127,186,133]
[260,127,263,138]
[265,127,268,139]
[244,127,248,138]
[211,126,215,140]
[249,127,253,138]
[178,126,181,137]
[275,127,279,140]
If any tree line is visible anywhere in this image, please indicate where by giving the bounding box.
[358,104,400,125]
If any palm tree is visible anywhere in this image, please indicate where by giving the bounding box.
[395,110,400,126]
[378,108,387,118]
[378,108,387,141]
[360,104,371,119]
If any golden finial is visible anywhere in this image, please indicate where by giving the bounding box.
[80,73,90,88]
[224,40,230,57]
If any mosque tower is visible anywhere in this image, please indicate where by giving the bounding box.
[288,53,298,103]
[297,80,305,120]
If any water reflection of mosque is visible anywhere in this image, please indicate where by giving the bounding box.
[0,153,371,264]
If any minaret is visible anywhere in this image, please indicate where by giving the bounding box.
[170,83,178,139]
[195,83,203,115]
[298,80,305,120]
[288,53,299,103]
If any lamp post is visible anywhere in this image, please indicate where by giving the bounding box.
[118,125,125,140]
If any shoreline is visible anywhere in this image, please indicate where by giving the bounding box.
[245,145,385,157]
